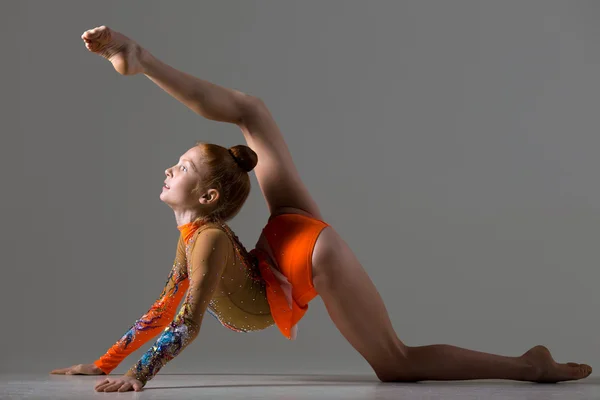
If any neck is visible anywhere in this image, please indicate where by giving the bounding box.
[173,209,204,227]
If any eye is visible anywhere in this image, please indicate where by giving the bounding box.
[179,165,187,172]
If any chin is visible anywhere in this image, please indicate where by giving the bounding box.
[159,192,169,204]
[159,194,177,208]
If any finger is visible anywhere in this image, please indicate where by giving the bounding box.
[65,367,80,375]
[95,382,110,391]
[103,382,123,392]
[95,384,111,392]
[50,368,68,374]
[117,383,132,392]
[133,381,143,392]
[94,379,111,391]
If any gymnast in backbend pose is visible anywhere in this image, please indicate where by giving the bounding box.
[51,26,591,392]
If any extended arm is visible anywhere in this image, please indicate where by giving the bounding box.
[122,228,230,386]
[93,239,189,375]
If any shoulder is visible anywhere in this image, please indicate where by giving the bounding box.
[195,227,230,245]
[189,227,232,258]
[187,228,231,275]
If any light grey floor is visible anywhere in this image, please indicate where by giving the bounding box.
[2,374,600,400]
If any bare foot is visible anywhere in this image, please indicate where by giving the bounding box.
[521,345,592,383]
[81,26,145,75]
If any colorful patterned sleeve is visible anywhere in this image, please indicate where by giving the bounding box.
[93,237,189,375]
[124,228,230,386]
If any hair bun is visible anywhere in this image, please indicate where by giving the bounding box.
[228,145,258,172]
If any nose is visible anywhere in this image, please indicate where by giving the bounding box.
[165,167,172,177]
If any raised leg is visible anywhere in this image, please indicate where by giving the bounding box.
[311,226,592,382]
[237,101,323,219]
[81,25,321,219]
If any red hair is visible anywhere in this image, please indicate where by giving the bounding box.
[193,142,258,222]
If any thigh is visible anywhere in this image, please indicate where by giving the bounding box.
[311,226,406,377]
[239,99,323,220]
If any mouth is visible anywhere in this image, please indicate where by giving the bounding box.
[163,182,170,190]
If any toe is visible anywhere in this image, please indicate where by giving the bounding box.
[582,364,593,377]
[84,27,103,39]
[565,363,592,379]
[548,362,586,382]
[82,30,94,40]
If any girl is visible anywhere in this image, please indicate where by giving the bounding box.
[51,26,591,393]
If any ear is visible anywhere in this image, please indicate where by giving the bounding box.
[198,188,220,205]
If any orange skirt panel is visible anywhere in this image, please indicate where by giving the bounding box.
[252,213,330,339]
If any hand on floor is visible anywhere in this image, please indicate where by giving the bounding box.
[94,375,144,392]
[50,364,104,375]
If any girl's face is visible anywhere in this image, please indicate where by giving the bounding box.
[160,146,205,209]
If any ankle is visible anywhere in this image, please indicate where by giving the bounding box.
[139,47,154,74]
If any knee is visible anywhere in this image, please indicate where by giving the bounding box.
[374,345,419,383]
[241,95,269,120]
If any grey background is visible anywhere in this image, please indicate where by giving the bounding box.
[2,0,599,376]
